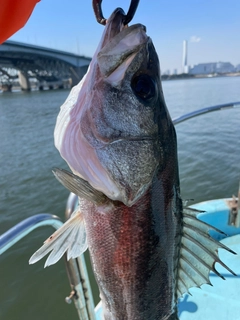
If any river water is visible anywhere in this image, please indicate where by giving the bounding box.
[0,76,240,320]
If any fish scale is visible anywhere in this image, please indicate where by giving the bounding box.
[80,190,177,320]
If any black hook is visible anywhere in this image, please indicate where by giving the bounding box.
[92,0,140,26]
[124,0,140,25]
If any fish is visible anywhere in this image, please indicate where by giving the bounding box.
[29,7,236,320]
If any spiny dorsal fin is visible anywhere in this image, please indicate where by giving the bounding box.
[52,168,108,205]
[177,207,237,298]
[29,207,87,267]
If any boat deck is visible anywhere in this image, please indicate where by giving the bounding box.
[179,199,240,319]
[179,234,240,319]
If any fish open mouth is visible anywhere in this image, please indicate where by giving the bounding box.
[97,22,148,88]
[94,8,148,87]
[98,24,147,77]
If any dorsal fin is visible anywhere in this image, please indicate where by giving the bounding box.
[177,207,237,298]
[29,207,88,267]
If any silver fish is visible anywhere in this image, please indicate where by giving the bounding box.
[29,8,236,320]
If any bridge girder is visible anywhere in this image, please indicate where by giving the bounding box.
[0,41,91,88]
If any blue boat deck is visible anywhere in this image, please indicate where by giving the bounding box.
[179,234,240,319]
[179,199,240,319]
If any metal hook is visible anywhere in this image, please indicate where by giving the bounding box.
[92,0,140,26]
[124,0,140,25]
[92,0,106,25]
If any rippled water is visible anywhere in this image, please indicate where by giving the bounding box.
[0,76,240,320]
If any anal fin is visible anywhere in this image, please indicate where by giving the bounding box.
[29,207,87,267]
[177,207,237,298]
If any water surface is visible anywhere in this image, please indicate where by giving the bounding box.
[0,76,239,320]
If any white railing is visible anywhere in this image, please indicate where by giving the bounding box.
[0,207,96,320]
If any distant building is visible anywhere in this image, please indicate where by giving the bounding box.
[172,68,178,75]
[216,62,235,73]
[190,62,235,75]
[183,65,190,74]
[163,69,170,75]
[235,64,240,72]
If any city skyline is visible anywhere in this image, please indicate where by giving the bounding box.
[162,40,240,75]
[7,0,240,72]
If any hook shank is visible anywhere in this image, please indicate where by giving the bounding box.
[92,0,140,26]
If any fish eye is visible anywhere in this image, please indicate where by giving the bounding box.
[131,74,155,100]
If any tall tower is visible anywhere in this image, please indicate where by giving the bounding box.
[182,40,188,73]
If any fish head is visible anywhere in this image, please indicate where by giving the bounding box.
[54,8,177,206]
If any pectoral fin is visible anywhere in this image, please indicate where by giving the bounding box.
[29,207,87,267]
[52,168,108,205]
[177,208,237,297]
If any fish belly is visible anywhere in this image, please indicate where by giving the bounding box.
[80,187,178,320]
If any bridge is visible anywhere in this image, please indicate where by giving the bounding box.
[0,40,92,91]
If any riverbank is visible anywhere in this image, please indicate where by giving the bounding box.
[161,72,240,81]
[1,72,240,92]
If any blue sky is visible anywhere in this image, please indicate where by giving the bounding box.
[9,0,240,73]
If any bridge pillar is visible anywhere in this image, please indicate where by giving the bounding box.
[69,66,89,87]
[1,84,12,92]
[18,71,31,91]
